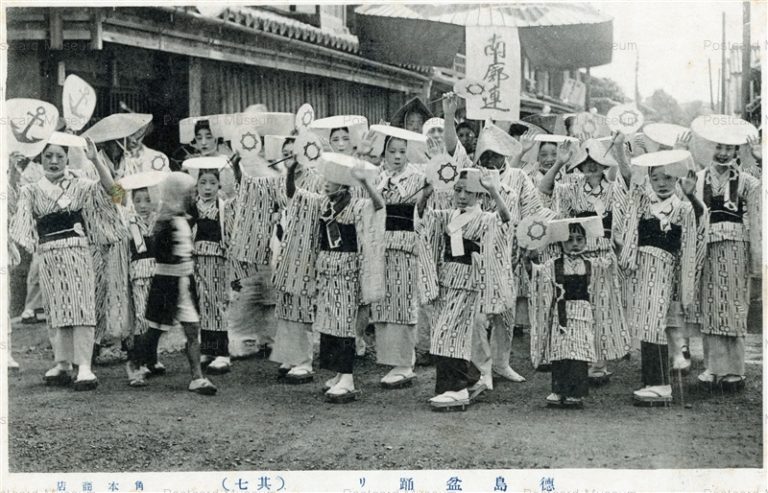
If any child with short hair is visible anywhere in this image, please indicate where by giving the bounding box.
[527,216,610,408]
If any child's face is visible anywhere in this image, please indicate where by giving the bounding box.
[427,127,444,140]
[648,166,678,199]
[712,143,738,165]
[478,151,506,171]
[132,189,154,218]
[453,179,479,210]
[562,230,587,255]
[457,127,476,153]
[577,160,606,182]
[197,172,220,201]
[384,137,408,173]
[195,129,217,155]
[405,113,425,134]
[538,143,558,172]
[330,129,352,155]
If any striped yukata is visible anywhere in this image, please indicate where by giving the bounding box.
[192,197,234,358]
[127,213,156,338]
[368,167,426,367]
[694,167,761,377]
[419,207,512,393]
[274,188,384,374]
[549,174,631,363]
[10,173,124,328]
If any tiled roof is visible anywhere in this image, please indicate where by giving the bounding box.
[182,5,360,53]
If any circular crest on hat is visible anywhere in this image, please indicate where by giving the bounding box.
[606,104,644,135]
[517,215,550,251]
[425,153,461,191]
[295,103,315,131]
[230,123,262,158]
[294,130,324,168]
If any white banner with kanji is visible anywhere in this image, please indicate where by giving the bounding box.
[465,26,521,121]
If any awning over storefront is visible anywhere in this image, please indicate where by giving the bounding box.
[354,3,613,69]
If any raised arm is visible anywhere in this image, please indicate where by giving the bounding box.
[84,137,119,197]
[679,171,705,223]
[538,140,574,196]
[416,176,434,218]
[442,92,459,156]
[480,170,511,223]
[510,129,536,169]
[610,132,632,187]
[351,167,384,211]
[285,156,298,199]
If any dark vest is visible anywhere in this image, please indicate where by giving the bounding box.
[443,233,481,265]
[554,257,591,327]
[637,217,682,255]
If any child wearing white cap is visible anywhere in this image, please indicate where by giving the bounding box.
[619,151,700,405]
[688,116,761,391]
[539,138,631,384]
[9,134,126,390]
[279,153,385,403]
[119,171,168,386]
[416,168,514,411]
[364,125,430,388]
[526,216,608,408]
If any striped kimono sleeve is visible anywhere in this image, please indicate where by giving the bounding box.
[9,185,37,253]
[677,202,698,308]
[528,260,555,368]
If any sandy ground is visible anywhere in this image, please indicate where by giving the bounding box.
[7,318,762,473]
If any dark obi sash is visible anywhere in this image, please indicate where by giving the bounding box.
[554,257,591,328]
[385,203,415,232]
[36,209,87,244]
[637,217,682,255]
[130,235,155,261]
[319,220,358,252]
[195,218,222,243]
[443,233,481,265]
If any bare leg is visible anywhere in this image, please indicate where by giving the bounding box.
[182,322,204,380]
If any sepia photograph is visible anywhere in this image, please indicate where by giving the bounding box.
[0,1,765,492]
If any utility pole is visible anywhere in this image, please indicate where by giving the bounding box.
[708,58,715,110]
[720,11,726,114]
[741,1,751,120]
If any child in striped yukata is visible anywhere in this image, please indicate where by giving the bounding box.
[527,216,608,408]
[184,157,235,375]
[121,172,167,386]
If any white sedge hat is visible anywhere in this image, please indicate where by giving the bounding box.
[690,115,758,145]
[547,216,604,244]
[47,131,86,148]
[310,115,370,148]
[118,170,168,191]
[182,156,228,171]
[473,123,522,164]
[569,137,618,170]
[82,113,152,143]
[316,152,378,187]
[264,135,294,162]
[643,123,689,150]
[630,149,693,178]
[456,168,499,194]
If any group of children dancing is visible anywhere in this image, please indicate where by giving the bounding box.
[6,90,761,411]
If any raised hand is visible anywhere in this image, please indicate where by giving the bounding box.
[520,129,537,153]
[680,170,697,196]
[426,135,444,158]
[557,140,576,165]
[84,136,99,162]
[747,134,762,161]
[674,130,692,151]
[355,130,376,158]
[442,92,459,117]
[479,168,497,192]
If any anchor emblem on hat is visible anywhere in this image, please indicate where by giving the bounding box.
[11,106,47,144]
[68,88,90,120]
